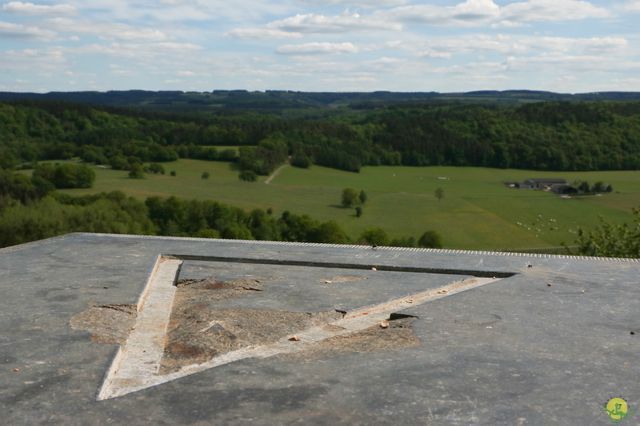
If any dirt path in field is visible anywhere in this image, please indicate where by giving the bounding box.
[265,163,289,184]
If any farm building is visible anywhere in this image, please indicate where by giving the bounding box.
[522,178,567,190]
[506,178,568,190]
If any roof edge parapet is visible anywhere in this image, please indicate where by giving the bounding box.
[33,232,638,264]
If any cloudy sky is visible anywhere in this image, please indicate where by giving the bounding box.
[1,0,639,92]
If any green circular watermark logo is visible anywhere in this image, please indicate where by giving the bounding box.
[605,397,629,422]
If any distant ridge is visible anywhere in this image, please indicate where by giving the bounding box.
[1,89,640,111]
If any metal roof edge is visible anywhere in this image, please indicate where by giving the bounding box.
[61,232,640,263]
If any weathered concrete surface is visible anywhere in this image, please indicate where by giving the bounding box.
[0,233,638,425]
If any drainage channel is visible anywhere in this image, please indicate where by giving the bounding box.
[166,254,516,279]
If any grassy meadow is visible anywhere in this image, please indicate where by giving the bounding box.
[56,160,640,250]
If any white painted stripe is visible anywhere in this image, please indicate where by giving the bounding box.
[98,257,182,401]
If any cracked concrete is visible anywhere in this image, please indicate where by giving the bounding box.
[70,304,136,344]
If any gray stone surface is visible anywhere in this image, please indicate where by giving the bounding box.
[0,233,638,425]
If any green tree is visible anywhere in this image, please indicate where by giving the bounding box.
[128,164,145,179]
[574,209,640,257]
[33,163,95,189]
[341,188,359,207]
[148,163,165,175]
[359,227,389,246]
[418,230,443,248]
[196,228,221,239]
[312,221,349,244]
[355,206,363,217]
[578,181,590,194]
[109,156,129,171]
[390,236,417,247]
[359,190,367,204]
[238,135,288,175]
[218,149,238,162]
[239,170,257,182]
[291,153,311,169]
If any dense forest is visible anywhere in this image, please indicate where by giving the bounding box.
[2,100,640,176]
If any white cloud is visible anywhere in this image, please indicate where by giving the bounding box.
[47,18,169,41]
[382,34,630,65]
[297,0,407,7]
[500,0,610,22]
[2,1,76,15]
[268,12,402,33]
[380,0,610,26]
[66,0,292,22]
[0,47,66,71]
[0,0,636,91]
[502,54,640,76]
[70,40,201,62]
[277,41,359,55]
[0,21,56,39]
[241,0,610,39]
[226,28,303,39]
[382,0,499,25]
[620,0,640,12]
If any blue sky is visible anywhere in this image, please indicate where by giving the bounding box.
[1,0,639,92]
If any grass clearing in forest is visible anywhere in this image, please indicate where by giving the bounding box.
[56,160,640,251]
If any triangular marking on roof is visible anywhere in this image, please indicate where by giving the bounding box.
[97,256,508,400]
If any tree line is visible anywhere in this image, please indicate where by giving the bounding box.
[0,167,443,249]
[3,100,640,177]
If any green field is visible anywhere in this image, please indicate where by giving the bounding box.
[57,160,640,250]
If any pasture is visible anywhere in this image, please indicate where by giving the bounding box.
[58,160,640,250]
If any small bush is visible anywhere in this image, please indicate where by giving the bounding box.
[195,228,220,239]
[418,230,443,248]
[239,170,257,182]
[390,237,417,247]
[359,227,389,246]
[148,163,165,175]
[359,190,367,204]
[128,164,145,179]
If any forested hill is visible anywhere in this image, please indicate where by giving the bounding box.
[1,100,640,172]
[2,90,640,111]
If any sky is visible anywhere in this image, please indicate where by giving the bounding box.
[1,0,639,93]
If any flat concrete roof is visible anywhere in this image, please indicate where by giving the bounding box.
[0,233,638,425]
